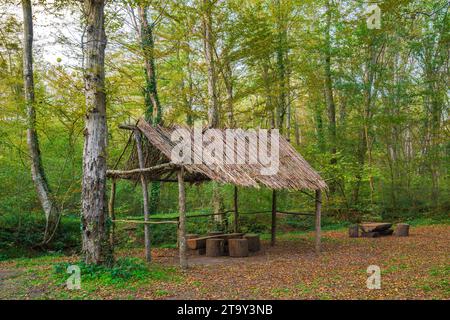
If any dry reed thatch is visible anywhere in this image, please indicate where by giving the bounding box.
[107,119,327,191]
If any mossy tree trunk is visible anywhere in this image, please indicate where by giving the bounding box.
[138,4,161,215]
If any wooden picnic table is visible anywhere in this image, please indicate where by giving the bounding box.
[187,233,245,250]
[359,222,392,233]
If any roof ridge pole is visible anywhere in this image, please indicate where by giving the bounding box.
[271,189,277,246]
[134,130,151,262]
[315,189,322,254]
[178,167,188,269]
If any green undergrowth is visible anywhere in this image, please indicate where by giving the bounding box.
[53,257,180,288]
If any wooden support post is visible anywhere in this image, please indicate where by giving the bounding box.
[134,131,151,262]
[233,186,239,233]
[178,167,188,269]
[271,189,277,246]
[108,180,116,248]
[315,189,322,254]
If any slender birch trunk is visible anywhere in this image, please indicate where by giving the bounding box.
[22,0,60,244]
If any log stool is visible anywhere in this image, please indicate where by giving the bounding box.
[349,224,359,238]
[228,239,249,257]
[206,238,225,257]
[395,223,410,237]
[180,234,199,249]
[244,234,260,252]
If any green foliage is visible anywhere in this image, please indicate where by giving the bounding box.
[0,213,80,258]
[53,257,177,287]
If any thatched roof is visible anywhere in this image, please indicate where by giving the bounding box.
[107,119,327,191]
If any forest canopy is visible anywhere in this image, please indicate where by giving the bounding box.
[0,0,448,253]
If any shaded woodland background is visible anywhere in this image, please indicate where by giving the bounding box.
[0,0,448,254]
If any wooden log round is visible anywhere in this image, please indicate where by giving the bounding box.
[228,239,249,257]
[395,223,410,237]
[348,224,359,238]
[187,238,206,250]
[206,239,225,257]
[243,234,260,252]
[184,234,200,250]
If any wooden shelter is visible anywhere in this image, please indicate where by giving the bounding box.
[107,119,327,268]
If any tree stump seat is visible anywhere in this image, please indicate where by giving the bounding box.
[395,223,410,237]
[349,224,359,238]
[206,238,225,257]
[243,234,260,252]
[228,238,249,257]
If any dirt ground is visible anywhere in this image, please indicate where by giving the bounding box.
[0,224,449,300]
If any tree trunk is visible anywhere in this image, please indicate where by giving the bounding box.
[294,113,300,145]
[233,186,239,233]
[138,4,161,216]
[81,0,112,265]
[182,41,195,126]
[285,54,291,141]
[315,101,325,151]
[353,41,377,204]
[202,0,219,128]
[108,180,116,248]
[324,0,337,175]
[275,0,287,132]
[202,0,223,225]
[271,190,277,246]
[178,168,188,269]
[138,5,161,124]
[315,190,322,254]
[225,61,234,127]
[22,0,60,245]
[135,131,151,262]
[262,63,275,128]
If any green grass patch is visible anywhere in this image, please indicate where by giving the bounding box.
[53,257,181,288]
[271,287,291,298]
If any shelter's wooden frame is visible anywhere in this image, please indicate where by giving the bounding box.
[107,123,324,269]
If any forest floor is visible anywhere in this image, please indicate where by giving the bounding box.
[0,224,448,300]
